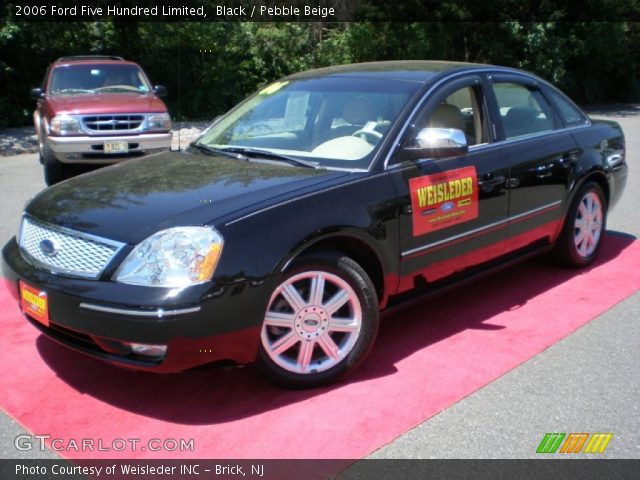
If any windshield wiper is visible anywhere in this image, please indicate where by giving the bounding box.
[190,143,250,160]
[217,146,320,169]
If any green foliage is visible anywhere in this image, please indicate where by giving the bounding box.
[1,18,639,128]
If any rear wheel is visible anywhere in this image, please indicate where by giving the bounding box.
[256,251,379,388]
[552,181,607,267]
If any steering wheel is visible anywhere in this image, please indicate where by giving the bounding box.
[352,128,383,145]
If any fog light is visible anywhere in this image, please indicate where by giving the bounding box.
[125,342,167,358]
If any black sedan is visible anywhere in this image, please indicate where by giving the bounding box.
[2,61,628,388]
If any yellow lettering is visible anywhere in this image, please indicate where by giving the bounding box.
[22,290,45,310]
[417,187,427,208]
[454,179,462,198]
[418,173,475,209]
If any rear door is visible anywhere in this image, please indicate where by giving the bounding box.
[387,75,510,291]
[486,74,578,250]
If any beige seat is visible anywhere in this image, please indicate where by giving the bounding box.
[428,103,466,131]
[342,98,376,126]
[427,103,477,145]
[322,97,379,144]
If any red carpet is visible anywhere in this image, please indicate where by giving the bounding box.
[1,234,639,460]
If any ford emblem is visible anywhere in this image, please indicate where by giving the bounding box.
[440,201,455,212]
[39,239,58,257]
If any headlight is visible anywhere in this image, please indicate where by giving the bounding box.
[49,114,81,135]
[147,113,172,131]
[113,226,223,287]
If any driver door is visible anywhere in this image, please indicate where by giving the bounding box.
[388,75,510,291]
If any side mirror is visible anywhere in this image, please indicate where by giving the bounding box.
[403,128,468,160]
[31,88,44,99]
[153,85,167,97]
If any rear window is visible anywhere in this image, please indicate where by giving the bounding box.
[545,88,588,126]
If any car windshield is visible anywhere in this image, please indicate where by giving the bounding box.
[49,64,151,95]
[196,76,422,170]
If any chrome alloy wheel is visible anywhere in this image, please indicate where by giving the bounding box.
[261,271,363,375]
[574,191,603,258]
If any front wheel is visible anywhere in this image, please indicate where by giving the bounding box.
[256,251,379,388]
[552,181,607,267]
[41,140,66,186]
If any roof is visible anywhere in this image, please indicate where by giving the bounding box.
[286,60,496,83]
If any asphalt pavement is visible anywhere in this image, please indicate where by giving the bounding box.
[0,109,638,461]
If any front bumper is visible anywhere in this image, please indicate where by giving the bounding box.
[2,237,270,373]
[47,132,172,164]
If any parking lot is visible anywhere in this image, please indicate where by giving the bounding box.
[0,109,638,460]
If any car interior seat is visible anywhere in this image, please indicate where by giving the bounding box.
[428,103,475,145]
[503,106,540,138]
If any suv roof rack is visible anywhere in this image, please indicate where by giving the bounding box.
[57,55,125,62]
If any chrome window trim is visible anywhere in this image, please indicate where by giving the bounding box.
[386,123,591,171]
[79,303,200,318]
[468,123,592,151]
[383,68,592,170]
[18,215,126,280]
[401,200,562,258]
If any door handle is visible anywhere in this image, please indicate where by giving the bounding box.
[478,174,506,191]
[559,152,578,167]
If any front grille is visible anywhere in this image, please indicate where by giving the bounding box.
[82,114,144,132]
[19,217,124,279]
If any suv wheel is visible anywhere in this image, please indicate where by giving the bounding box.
[256,251,379,388]
[41,140,65,186]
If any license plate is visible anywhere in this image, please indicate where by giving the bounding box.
[19,281,49,327]
[104,141,128,154]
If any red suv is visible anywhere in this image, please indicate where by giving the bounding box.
[31,56,172,185]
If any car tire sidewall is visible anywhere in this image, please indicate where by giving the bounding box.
[42,140,65,186]
[256,251,379,389]
[554,181,607,267]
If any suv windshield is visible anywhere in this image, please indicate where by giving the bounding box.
[49,64,151,95]
[196,76,421,170]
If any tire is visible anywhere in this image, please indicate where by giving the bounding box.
[41,140,66,186]
[256,250,379,389]
[552,181,607,267]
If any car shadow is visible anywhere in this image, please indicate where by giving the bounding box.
[36,232,637,425]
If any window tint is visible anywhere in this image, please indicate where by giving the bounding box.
[413,85,486,147]
[493,83,554,139]
[546,88,586,126]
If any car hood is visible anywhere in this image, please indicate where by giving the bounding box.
[46,93,167,115]
[25,151,349,244]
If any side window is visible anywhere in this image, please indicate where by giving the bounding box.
[492,83,555,139]
[413,85,486,147]
[545,88,587,126]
